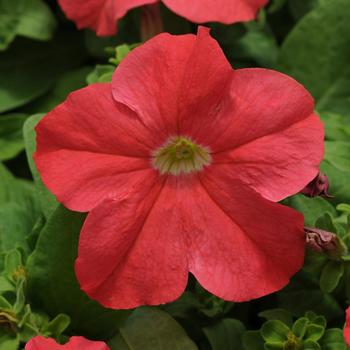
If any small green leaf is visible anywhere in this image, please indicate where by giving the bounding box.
[303,339,321,350]
[261,320,289,343]
[320,261,344,293]
[43,314,71,338]
[305,324,325,342]
[292,317,309,338]
[86,65,115,84]
[259,309,293,328]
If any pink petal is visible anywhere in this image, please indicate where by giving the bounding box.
[25,336,109,350]
[213,112,324,202]
[112,27,232,147]
[345,308,350,346]
[76,170,304,309]
[162,0,268,24]
[35,83,158,212]
[195,167,305,301]
[188,68,323,202]
[75,175,188,309]
[58,0,158,36]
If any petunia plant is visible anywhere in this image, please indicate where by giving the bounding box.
[2,0,350,349]
[34,27,323,309]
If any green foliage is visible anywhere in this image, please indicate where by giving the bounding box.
[0,0,56,51]
[0,32,87,113]
[1,0,350,349]
[26,206,130,339]
[243,310,344,350]
[23,114,58,218]
[279,0,350,115]
[109,307,198,350]
[0,249,70,349]
[0,114,27,161]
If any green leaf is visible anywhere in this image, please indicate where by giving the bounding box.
[0,0,56,51]
[86,65,115,84]
[258,309,293,328]
[42,314,71,338]
[0,113,27,160]
[109,308,198,350]
[243,331,265,350]
[305,324,325,342]
[319,112,350,142]
[324,141,350,172]
[320,261,344,293]
[0,332,19,350]
[26,206,129,339]
[203,319,245,350]
[23,114,58,218]
[0,165,41,257]
[278,0,350,115]
[320,328,347,349]
[25,66,91,113]
[0,31,87,113]
[315,213,337,233]
[292,317,309,338]
[303,339,321,349]
[321,161,350,204]
[283,194,336,226]
[261,320,289,343]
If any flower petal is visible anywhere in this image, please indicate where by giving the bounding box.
[193,168,305,302]
[213,112,324,202]
[75,175,188,309]
[25,336,109,350]
[345,308,350,346]
[76,170,303,309]
[186,68,323,201]
[35,83,157,212]
[112,27,232,143]
[58,0,158,36]
[162,0,268,24]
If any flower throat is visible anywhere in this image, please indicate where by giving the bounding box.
[153,136,211,175]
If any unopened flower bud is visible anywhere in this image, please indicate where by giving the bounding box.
[300,172,332,198]
[305,227,347,259]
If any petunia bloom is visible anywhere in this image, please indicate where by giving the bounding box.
[344,307,350,346]
[57,0,268,36]
[25,336,109,350]
[35,28,324,309]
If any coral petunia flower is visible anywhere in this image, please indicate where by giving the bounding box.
[345,307,350,346]
[25,336,109,350]
[57,0,268,36]
[35,28,324,309]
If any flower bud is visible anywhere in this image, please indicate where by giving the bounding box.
[305,227,347,259]
[300,172,332,198]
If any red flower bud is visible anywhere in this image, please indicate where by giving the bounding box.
[305,227,347,259]
[300,172,332,198]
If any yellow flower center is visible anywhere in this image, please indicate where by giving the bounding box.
[153,136,211,175]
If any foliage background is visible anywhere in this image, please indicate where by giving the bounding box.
[1,0,350,348]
